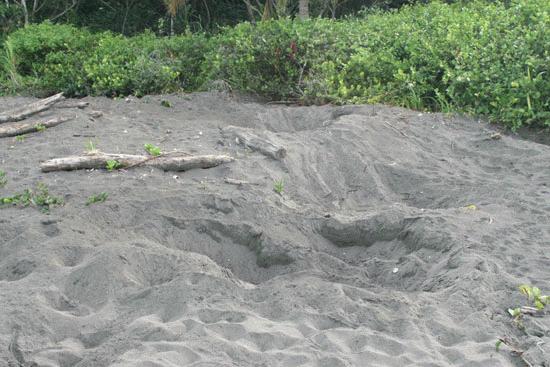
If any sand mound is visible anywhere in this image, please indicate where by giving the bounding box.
[0,93,549,366]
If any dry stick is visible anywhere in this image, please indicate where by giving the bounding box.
[56,101,89,109]
[0,93,64,124]
[123,150,191,170]
[221,125,286,160]
[0,116,74,138]
[384,121,409,138]
[41,151,234,172]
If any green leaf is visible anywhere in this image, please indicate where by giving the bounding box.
[519,285,533,301]
[144,143,162,157]
[495,340,503,352]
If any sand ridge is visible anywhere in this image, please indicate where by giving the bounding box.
[0,93,549,366]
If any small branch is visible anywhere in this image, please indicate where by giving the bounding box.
[384,121,409,138]
[0,116,73,138]
[221,125,286,160]
[0,93,64,124]
[41,151,234,172]
[56,101,89,109]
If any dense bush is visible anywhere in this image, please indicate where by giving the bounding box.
[332,1,550,127]
[1,23,210,96]
[1,0,548,128]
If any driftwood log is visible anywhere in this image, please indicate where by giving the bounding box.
[56,101,89,109]
[0,93,64,124]
[41,151,234,172]
[222,126,286,160]
[0,116,74,138]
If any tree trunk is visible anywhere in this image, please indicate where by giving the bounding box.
[170,15,174,36]
[242,0,256,23]
[298,0,308,19]
[20,0,29,25]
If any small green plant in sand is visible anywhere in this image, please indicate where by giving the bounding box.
[508,285,549,320]
[496,285,549,356]
[273,179,284,195]
[144,143,162,156]
[0,171,7,187]
[86,192,109,206]
[85,140,97,152]
[106,160,122,171]
[15,135,26,142]
[160,100,172,108]
[0,183,63,212]
[35,123,46,132]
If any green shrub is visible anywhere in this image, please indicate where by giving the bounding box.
[204,19,365,99]
[327,1,550,128]
[161,32,212,91]
[1,0,548,128]
[2,22,95,95]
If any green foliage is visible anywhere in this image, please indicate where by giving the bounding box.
[2,22,95,95]
[495,339,503,352]
[507,284,549,328]
[86,192,109,206]
[160,100,173,108]
[1,0,549,129]
[15,135,26,142]
[85,140,96,152]
[35,123,46,132]
[327,1,550,128]
[144,143,162,156]
[519,284,549,310]
[204,19,364,99]
[106,160,122,171]
[273,179,284,195]
[0,183,63,212]
[0,170,6,187]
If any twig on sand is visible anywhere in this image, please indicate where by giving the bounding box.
[383,121,409,138]
[40,151,234,172]
[56,101,89,109]
[497,337,533,367]
[221,125,286,160]
[0,93,64,124]
[0,116,74,138]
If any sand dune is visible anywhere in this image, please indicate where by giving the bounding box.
[0,93,548,366]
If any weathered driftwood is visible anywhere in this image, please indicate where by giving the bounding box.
[222,126,286,160]
[41,151,234,172]
[56,101,89,109]
[0,93,64,124]
[0,116,73,138]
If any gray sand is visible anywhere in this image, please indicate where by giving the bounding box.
[0,93,549,366]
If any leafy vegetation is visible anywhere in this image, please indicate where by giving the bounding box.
[1,0,548,129]
[509,284,549,316]
[86,192,109,206]
[160,100,173,108]
[506,284,548,329]
[106,160,123,171]
[85,140,97,152]
[273,179,284,195]
[144,143,162,156]
[0,182,63,212]
[35,123,46,132]
[0,170,6,187]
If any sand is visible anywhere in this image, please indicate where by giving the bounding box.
[0,93,548,367]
